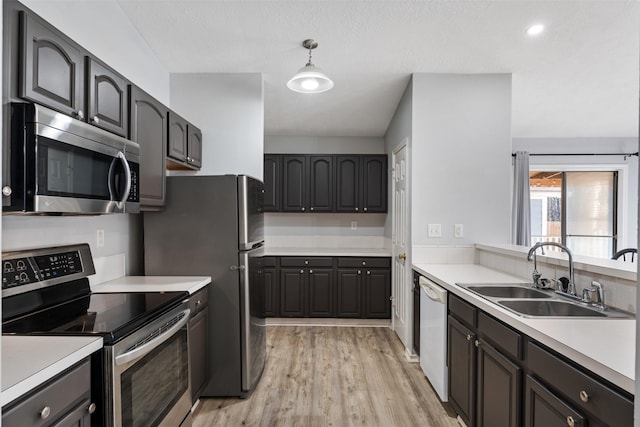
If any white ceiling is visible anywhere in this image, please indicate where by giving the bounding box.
[116,0,639,139]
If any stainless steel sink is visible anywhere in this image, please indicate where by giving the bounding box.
[466,285,551,299]
[498,299,607,317]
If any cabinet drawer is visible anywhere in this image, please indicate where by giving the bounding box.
[280,257,333,267]
[337,257,390,268]
[477,311,522,360]
[3,359,91,427]
[448,293,476,327]
[263,256,277,267]
[527,341,633,426]
[189,286,209,314]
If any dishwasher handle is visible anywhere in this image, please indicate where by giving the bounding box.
[419,276,447,304]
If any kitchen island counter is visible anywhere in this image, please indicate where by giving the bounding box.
[91,275,211,294]
[412,263,635,394]
[2,336,103,407]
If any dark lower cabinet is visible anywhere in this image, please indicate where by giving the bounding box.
[525,375,585,427]
[363,268,391,318]
[308,268,334,317]
[280,268,306,317]
[188,286,209,403]
[448,315,476,426]
[263,258,279,317]
[336,269,362,317]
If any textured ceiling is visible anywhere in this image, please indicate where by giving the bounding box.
[116,0,639,138]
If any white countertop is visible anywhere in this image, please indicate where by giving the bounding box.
[2,336,103,407]
[412,263,635,394]
[91,276,211,294]
[265,247,392,257]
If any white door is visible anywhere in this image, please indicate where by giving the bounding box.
[392,140,410,349]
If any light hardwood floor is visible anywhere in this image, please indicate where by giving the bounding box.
[193,326,459,426]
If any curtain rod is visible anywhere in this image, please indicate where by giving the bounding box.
[511,152,639,157]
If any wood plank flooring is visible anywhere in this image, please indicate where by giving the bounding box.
[193,326,459,427]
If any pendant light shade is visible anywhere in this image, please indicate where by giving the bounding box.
[287,39,334,94]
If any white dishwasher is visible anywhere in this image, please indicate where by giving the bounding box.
[419,275,448,402]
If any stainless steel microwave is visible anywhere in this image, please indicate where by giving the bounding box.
[4,103,139,214]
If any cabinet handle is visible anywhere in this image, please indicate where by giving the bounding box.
[355,207,359,212]
[305,260,309,265]
[195,300,201,306]
[2,186,12,197]
[300,270,304,274]
[362,261,367,266]
[310,207,314,211]
[309,270,313,274]
[579,390,589,402]
[40,406,51,420]
[566,415,575,427]
[87,402,97,415]
[474,339,481,348]
[74,110,84,120]
[466,334,472,341]
[301,207,305,212]
[364,207,368,212]
[358,270,362,275]
[367,271,371,275]
[90,115,100,124]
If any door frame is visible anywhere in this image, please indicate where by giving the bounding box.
[391,138,412,352]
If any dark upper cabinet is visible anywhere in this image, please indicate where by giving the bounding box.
[336,156,360,212]
[129,85,167,209]
[448,315,477,427]
[282,155,307,212]
[86,58,128,136]
[168,111,188,163]
[19,11,84,118]
[308,156,334,212]
[362,155,388,212]
[187,124,203,169]
[263,155,281,212]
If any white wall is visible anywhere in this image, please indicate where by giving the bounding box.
[170,73,264,179]
[411,73,512,246]
[21,0,170,103]
[2,0,170,274]
[513,137,639,249]
[265,135,385,154]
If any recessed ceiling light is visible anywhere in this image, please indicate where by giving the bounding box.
[527,24,545,36]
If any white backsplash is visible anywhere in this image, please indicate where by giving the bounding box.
[412,245,476,264]
[267,235,390,249]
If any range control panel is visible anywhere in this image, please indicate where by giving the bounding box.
[2,244,94,293]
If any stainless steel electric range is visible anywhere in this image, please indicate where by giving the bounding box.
[2,244,192,427]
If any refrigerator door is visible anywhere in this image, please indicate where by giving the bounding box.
[239,244,266,391]
[238,175,264,250]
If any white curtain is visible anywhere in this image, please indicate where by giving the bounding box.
[511,151,531,246]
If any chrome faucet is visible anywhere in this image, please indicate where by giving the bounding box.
[527,242,576,296]
[582,281,606,310]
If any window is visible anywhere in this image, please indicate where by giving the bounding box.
[530,171,617,258]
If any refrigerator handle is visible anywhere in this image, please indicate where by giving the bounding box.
[239,251,251,391]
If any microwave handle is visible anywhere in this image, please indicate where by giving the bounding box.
[109,151,132,210]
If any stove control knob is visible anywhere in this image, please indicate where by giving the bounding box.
[40,406,51,420]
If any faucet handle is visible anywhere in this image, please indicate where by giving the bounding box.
[590,281,605,309]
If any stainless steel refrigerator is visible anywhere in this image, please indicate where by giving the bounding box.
[144,175,266,397]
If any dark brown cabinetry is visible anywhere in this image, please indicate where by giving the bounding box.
[167,111,202,170]
[2,358,94,426]
[266,256,390,319]
[188,286,209,403]
[129,85,168,209]
[86,58,128,136]
[448,292,633,427]
[264,154,386,213]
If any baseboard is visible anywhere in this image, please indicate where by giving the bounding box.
[266,318,392,327]
[405,347,420,363]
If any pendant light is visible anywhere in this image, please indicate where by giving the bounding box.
[287,39,334,94]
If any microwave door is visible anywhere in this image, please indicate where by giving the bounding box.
[107,151,132,212]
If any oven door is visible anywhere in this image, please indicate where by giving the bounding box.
[106,303,192,427]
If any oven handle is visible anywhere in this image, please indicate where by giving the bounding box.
[114,308,190,366]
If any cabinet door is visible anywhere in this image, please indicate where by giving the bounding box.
[308,156,334,212]
[336,269,362,317]
[361,155,387,213]
[189,308,209,403]
[187,124,202,168]
[20,11,84,117]
[476,340,522,427]
[336,156,360,212]
[364,268,391,318]
[280,268,306,316]
[129,85,167,208]
[263,155,281,212]
[86,58,127,136]
[264,267,279,317]
[448,315,476,427]
[308,268,334,317]
[282,155,307,212]
[525,375,585,427]
[167,111,189,163]
[50,398,92,427]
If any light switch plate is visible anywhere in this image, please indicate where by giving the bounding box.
[455,224,464,238]
[428,224,442,237]
[96,229,105,248]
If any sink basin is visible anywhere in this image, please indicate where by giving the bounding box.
[467,285,551,299]
[498,300,607,317]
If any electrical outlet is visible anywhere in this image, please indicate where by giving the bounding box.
[96,229,105,248]
[351,221,357,230]
[428,224,442,237]
[454,224,464,238]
